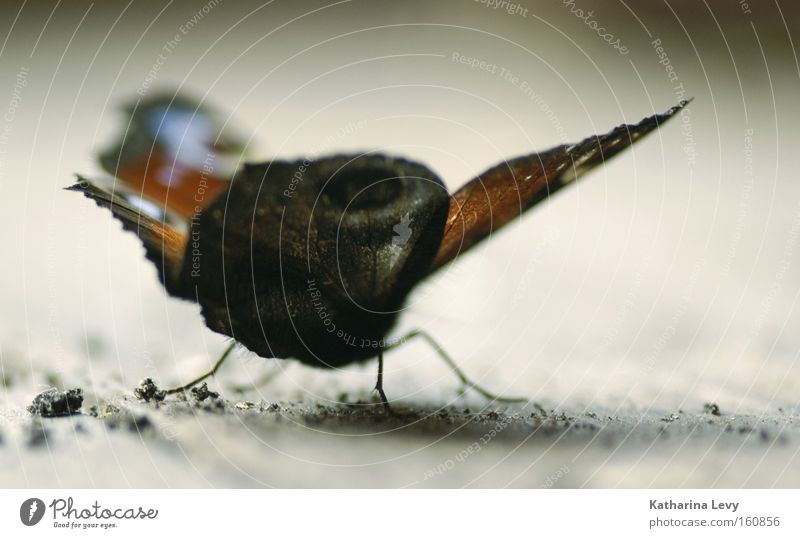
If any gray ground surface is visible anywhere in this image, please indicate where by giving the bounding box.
[2,382,798,488]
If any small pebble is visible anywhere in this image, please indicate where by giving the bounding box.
[134,378,166,402]
[190,383,219,402]
[28,388,83,417]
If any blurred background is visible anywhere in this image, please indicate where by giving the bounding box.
[0,0,799,486]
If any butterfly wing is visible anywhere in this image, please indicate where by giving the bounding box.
[430,101,689,271]
[68,92,249,298]
[98,93,247,220]
[189,155,450,365]
[66,177,191,297]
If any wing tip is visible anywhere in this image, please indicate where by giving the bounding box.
[663,97,692,118]
[64,174,90,192]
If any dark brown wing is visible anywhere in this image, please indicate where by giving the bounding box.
[98,93,247,220]
[66,176,191,298]
[68,92,249,299]
[430,101,689,271]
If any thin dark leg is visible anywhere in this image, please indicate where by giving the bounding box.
[373,350,393,413]
[165,341,237,395]
[385,329,529,404]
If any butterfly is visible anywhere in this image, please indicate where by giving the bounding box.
[69,92,687,407]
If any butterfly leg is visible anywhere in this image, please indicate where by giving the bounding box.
[386,329,529,404]
[373,350,393,413]
[165,341,237,395]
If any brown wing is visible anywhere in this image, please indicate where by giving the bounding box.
[68,92,249,299]
[98,93,247,221]
[66,176,191,298]
[430,101,689,271]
